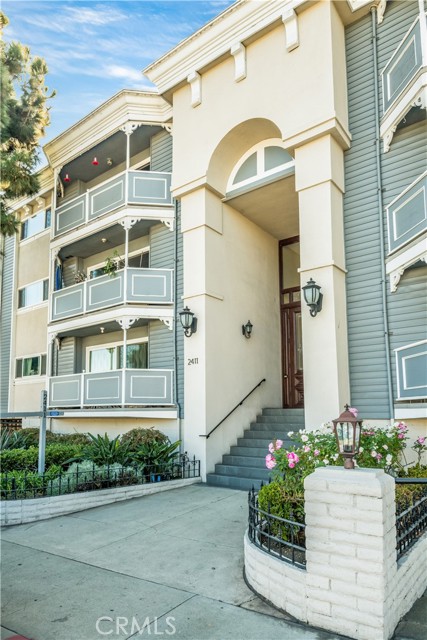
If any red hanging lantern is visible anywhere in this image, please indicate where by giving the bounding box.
[92,157,99,166]
[64,174,71,183]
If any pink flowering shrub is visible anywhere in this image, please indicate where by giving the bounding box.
[264,419,424,498]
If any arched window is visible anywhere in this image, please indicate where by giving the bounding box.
[227,139,295,194]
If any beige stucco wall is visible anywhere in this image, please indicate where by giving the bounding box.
[49,417,179,441]
[180,188,282,475]
[17,231,50,288]
[172,1,348,196]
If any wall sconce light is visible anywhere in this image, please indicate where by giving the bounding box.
[63,174,71,183]
[332,405,363,469]
[302,278,323,317]
[179,306,197,337]
[242,320,253,339]
[106,158,113,166]
[100,326,105,334]
[92,157,99,166]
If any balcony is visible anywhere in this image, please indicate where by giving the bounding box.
[54,170,173,237]
[381,13,427,151]
[51,267,173,323]
[48,368,174,408]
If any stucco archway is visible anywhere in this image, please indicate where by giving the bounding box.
[207,118,283,196]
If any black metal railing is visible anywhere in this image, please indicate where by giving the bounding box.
[0,456,200,501]
[248,487,306,569]
[395,478,427,560]
[201,378,266,439]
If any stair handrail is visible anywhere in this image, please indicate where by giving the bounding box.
[200,378,266,439]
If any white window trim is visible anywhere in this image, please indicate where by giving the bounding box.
[17,277,49,310]
[15,353,47,379]
[386,170,427,255]
[386,236,427,292]
[395,339,427,401]
[86,337,148,372]
[20,226,51,246]
[227,138,295,193]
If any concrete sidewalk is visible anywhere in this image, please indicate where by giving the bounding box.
[1,484,425,640]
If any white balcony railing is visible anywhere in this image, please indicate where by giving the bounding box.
[51,267,173,322]
[48,368,174,407]
[54,170,173,237]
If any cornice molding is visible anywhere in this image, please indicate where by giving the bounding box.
[282,116,352,153]
[144,0,308,95]
[44,90,172,169]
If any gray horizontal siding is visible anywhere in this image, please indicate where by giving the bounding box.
[0,235,15,412]
[344,0,426,417]
[57,337,76,376]
[344,8,386,418]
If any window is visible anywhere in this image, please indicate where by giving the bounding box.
[21,209,51,240]
[227,140,294,194]
[88,340,148,372]
[16,354,47,378]
[18,279,49,308]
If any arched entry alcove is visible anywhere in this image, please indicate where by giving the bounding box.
[207,118,302,408]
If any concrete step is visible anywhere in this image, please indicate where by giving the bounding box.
[249,421,302,431]
[256,415,304,425]
[262,407,304,417]
[230,445,268,457]
[214,464,269,480]
[243,429,294,440]
[222,454,266,468]
[206,474,266,491]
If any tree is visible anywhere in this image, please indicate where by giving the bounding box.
[0,11,55,236]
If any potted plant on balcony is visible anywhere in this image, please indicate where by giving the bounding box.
[74,270,87,283]
[104,250,124,278]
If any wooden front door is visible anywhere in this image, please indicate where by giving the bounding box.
[280,239,304,408]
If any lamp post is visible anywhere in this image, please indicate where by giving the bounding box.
[332,405,363,469]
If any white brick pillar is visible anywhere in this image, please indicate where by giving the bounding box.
[304,467,397,640]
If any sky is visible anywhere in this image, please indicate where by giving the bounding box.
[2,0,235,157]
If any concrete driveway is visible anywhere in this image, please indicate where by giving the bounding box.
[1,484,424,640]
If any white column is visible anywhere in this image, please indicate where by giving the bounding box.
[295,134,350,427]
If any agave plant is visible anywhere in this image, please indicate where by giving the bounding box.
[130,439,181,473]
[67,433,131,466]
[0,429,28,450]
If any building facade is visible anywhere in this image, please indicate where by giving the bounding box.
[1,0,426,482]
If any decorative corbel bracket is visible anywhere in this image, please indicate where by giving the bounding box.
[117,317,138,330]
[187,71,202,107]
[376,0,387,24]
[120,122,140,137]
[160,218,175,231]
[160,317,174,331]
[231,43,246,82]
[282,9,299,52]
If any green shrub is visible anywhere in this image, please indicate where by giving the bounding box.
[0,465,63,499]
[0,443,83,471]
[17,428,58,448]
[258,480,304,541]
[121,427,168,451]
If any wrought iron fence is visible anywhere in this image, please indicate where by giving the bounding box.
[0,456,200,501]
[248,487,306,569]
[395,478,427,560]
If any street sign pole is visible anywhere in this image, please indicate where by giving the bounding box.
[38,390,48,474]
